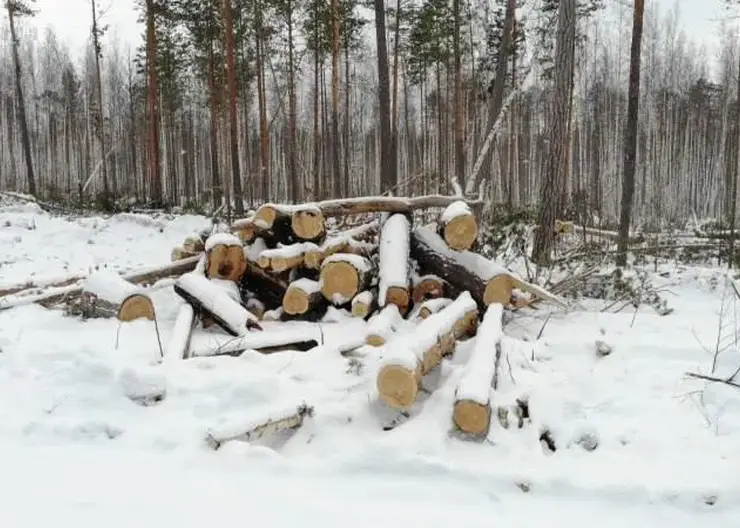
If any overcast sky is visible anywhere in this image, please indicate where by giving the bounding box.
[27,0,729,62]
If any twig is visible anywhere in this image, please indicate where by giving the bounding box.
[685,372,740,389]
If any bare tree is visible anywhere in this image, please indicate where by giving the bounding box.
[222,0,243,214]
[374,0,394,193]
[145,0,161,205]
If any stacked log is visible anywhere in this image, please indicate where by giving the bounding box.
[69,270,155,321]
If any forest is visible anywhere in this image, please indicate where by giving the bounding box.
[1,0,739,240]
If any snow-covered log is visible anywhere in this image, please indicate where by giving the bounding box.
[300,194,482,217]
[206,403,313,449]
[376,292,479,409]
[252,204,295,242]
[411,297,453,321]
[183,236,206,254]
[438,201,478,251]
[0,272,86,299]
[205,233,247,282]
[71,270,155,321]
[303,220,379,269]
[258,242,316,273]
[411,274,451,304]
[351,289,377,319]
[245,297,266,320]
[378,214,411,314]
[319,254,374,305]
[283,278,325,317]
[191,326,319,357]
[174,272,262,336]
[411,226,515,307]
[165,303,195,360]
[262,307,284,321]
[452,303,504,436]
[365,304,403,346]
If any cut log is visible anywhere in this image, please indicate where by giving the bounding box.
[190,326,319,357]
[283,278,325,316]
[411,274,450,304]
[205,233,247,282]
[378,213,411,314]
[0,273,86,299]
[303,220,379,269]
[259,242,316,273]
[351,289,377,319]
[290,205,326,241]
[206,403,313,449]
[438,201,478,251]
[252,204,296,243]
[1,255,202,312]
[174,272,261,336]
[165,303,196,361]
[297,195,483,217]
[365,304,403,346]
[411,226,513,306]
[183,236,205,254]
[376,292,478,410]
[240,259,289,309]
[412,297,453,321]
[452,303,504,436]
[70,270,155,321]
[319,254,373,305]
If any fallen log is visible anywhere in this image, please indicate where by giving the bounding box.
[0,273,86,299]
[297,194,483,217]
[438,201,478,251]
[206,403,314,449]
[245,297,266,320]
[303,220,379,269]
[411,297,453,321]
[252,204,299,243]
[351,289,377,319]
[319,254,374,305]
[68,270,155,321]
[258,242,315,273]
[240,258,289,309]
[452,303,504,436]
[174,272,262,336]
[378,213,411,314]
[411,274,450,304]
[365,304,403,346]
[165,303,196,360]
[190,326,320,357]
[205,233,247,282]
[376,292,479,410]
[283,278,325,317]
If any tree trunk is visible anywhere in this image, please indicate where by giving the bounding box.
[531,0,576,265]
[90,0,110,207]
[374,0,394,193]
[616,0,645,266]
[331,0,341,197]
[145,0,162,205]
[7,3,36,196]
[223,0,243,214]
[452,0,464,190]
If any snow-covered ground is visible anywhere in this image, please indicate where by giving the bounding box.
[1,201,739,527]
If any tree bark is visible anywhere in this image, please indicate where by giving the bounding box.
[223,0,243,214]
[616,0,645,266]
[374,0,395,193]
[90,0,110,207]
[145,0,162,205]
[452,0,465,190]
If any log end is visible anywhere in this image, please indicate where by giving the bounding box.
[237,224,257,243]
[254,205,278,228]
[385,286,410,315]
[443,214,478,251]
[171,247,186,262]
[292,209,326,241]
[303,250,322,269]
[257,255,271,269]
[320,261,360,304]
[365,334,387,347]
[453,309,479,338]
[412,277,445,304]
[283,287,310,315]
[453,400,491,436]
[207,244,248,282]
[183,236,205,254]
[352,302,371,319]
[377,364,420,410]
[483,275,514,306]
[118,294,155,322]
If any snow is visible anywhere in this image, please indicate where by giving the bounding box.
[1,202,740,525]
[352,289,375,309]
[454,303,504,404]
[165,303,195,361]
[204,233,241,251]
[289,278,320,295]
[244,237,269,262]
[378,213,411,306]
[175,273,257,334]
[322,252,373,274]
[366,304,404,342]
[414,226,511,280]
[440,200,472,225]
[207,402,309,444]
[83,270,142,305]
[260,242,316,259]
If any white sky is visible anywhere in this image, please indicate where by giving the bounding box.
[24,0,731,62]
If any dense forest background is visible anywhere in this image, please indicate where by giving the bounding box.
[1,0,739,231]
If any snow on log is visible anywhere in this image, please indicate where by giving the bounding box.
[412,297,453,321]
[365,304,403,346]
[165,303,195,361]
[411,274,450,304]
[319,254,373,305]
[306,195,482,217]
[378,214,411,314]
[283,278,325,316]
[246,297,266,320]
[438,201,478,251]
[351,289,377,319]
[206,403,313,449]
[74,270,155,321]
[452,303,504,436]
[0,273,86,299]
[303,220,379,269]
[174,272,261,336]
[259,242,316,273]
[205,233,247,282]
[240,259,289,309]
[252,203,297,242]
[183,236,205,254]
[376,292,479,410]
[411,226,514,306]
[262,307,284,321]
[191,326,319,357]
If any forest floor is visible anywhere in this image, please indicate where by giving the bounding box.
[0,200,739,527]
